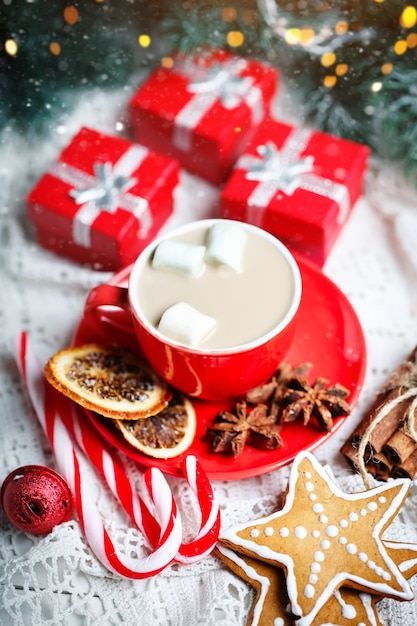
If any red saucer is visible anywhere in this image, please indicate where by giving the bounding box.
[74,253,366,481]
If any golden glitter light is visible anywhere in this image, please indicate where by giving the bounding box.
[335,21,348,35]
[138,34,151,48]
[299,28,315,45]
[227,31,244,47]
[323,75,337,88]
[222,7,237,22]
[285,28,301,45]
[50,42,61,56]
[64,6,79,25]
[321,52,336,67]
[5,39,18,56]
[407,32,417,47]
[400,6,417,29]
[394,39,408,54]
[335,63,348,76]
[381,62,393,75]
[161,57,174,69]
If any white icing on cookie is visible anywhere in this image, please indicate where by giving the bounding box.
[215,545,272,626]
[219,451,413,626]
[326,525,338,537]
[334,589,357,620]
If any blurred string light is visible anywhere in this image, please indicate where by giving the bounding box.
[4,39,18,56]
[227,30,244,47]
[259,0,417,91]
[63,6,79,26]
[2,5,96,59]
[2,3,156,61]
[138,34,151,48]
[400,5,417,28]
[222,6,245,48]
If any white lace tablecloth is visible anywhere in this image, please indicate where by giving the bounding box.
[1,87,417,625]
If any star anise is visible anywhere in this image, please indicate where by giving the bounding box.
[279,376,351,431]
[245,362,313,419]
[207,401,283,458]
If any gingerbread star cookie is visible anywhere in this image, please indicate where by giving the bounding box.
[217,541,417,626]
[215,544,291,626]
[219,451,414,626]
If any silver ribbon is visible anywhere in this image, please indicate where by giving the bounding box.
[49,144,152,248]
[238,128,350,226]
[173,59,264,152]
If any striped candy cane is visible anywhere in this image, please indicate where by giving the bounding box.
[59,397,220,562]
[14,331,181,579]
[14,332,220,570]
[175,454,221,563]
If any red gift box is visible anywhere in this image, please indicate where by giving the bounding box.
[129,50,278,185]
[220,118,370,266]
[27,127,180,271]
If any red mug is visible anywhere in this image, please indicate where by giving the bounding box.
[84,219,302,400]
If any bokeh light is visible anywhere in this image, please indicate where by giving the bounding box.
[407,32,417,47]
[400,6,417,29]
[49,42,61,56]
[321,52,336,67]
[335,64,348,76]
[335,21,348,35]
[5,39,18,56]
[394,39,408,54]
[323,75,337,88]
[63,6,79,26]
[138,34,151,48]
[227,31,244,47]
[222,7,237,23]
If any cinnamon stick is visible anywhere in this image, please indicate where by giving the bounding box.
[340,390,407,465]
[391,449,417,480]
[367,452,393,481]
[383,429,417,466]
[341,346,417,481]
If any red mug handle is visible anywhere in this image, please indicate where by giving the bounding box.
[84,284,134,334]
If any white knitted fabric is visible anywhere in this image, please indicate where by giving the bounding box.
[1,84,417,625]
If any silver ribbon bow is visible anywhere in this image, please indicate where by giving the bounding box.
[173,59,263,152]
[50,144,152,248]
[245,142,315,195]
[187,64,254,110]
[69,162,136,213]
[239,127,350,226]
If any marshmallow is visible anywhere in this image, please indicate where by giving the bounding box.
[158,302,216,347]
[152,239,206,277]
[205,222,247,272]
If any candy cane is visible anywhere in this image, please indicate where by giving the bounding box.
[14,332,181,579]
[62,397,220,561]
[176,455,221,563]
[62,398,161,547]
[59,375,220,562]
[14,332,220,566]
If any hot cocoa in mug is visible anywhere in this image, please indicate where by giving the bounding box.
[85,219,302,400]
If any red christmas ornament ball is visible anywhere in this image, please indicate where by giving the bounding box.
[1,465,73,535]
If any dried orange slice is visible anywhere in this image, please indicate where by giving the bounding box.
[115,392,196,459]
[44,344,172,420]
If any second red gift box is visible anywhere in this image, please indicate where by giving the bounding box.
[27,127,180,270]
